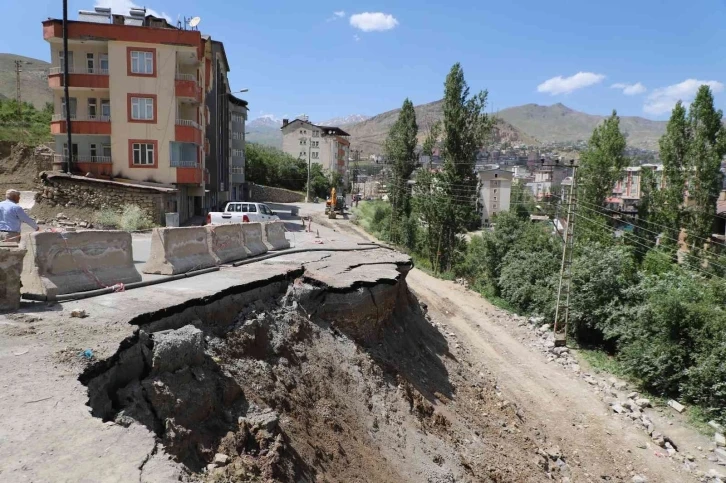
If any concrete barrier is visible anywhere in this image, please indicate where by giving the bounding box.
[0,246,26,310]
[143,227,217,275]
[241,223,268,257]
[262,221,290,251]
[205,224,247,264]
[20,231,141,298]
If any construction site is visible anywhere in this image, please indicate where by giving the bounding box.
[0,190,724,483]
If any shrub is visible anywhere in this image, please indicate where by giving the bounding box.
[96,208,119,228]
[95,204,154,231]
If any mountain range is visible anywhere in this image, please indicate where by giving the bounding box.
[248,101,667,154]
[0,54,52,109]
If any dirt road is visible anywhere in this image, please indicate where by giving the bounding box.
[407,268,696,482]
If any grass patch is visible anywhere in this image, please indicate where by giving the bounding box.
[578,349,628,378]
[95,205,156,231]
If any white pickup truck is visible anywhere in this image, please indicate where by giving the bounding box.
[206,202,281,225]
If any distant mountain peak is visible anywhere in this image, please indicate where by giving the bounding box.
[318,114,370,126]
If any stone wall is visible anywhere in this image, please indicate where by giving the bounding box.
[37,173,177,225]
[249,184,305,203]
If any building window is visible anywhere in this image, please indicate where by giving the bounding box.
[100,54,109,73]
[58,51,74,73]
[232,131,243,140]
[103,144,111,157]
[312,141,319,148]
[170,142,197,167]
[101,99,110,119]
[86,53,95,74]
[128,94,156,122]
[90,143,97,158]
[311,151,319,159]
[128,140,157,168]
[312,130,319,137]
[127,48,155,76]
[88,98,97,119]
[299,138,307,145]
[232,149,244,157]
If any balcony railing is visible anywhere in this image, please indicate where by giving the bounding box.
[53,154,112,164]
[49,66,109,75]
[175,118,200,129]
[231,166,244,174]
[175,73,196,82]
[170,159,198,168]
[52,114,111,122]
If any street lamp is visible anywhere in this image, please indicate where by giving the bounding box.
[218,88,249,97]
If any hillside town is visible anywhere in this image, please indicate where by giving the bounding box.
[2,3,726,483]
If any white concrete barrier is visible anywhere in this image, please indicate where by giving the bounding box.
[262,221,290,251]
[0,246,26,310]
[241,223,268,257]
[206,224,247,264]
[20,231,141,298]
[142,227,217,275]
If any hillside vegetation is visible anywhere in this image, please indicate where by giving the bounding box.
[498,103,667,150]
[0,98,52,145]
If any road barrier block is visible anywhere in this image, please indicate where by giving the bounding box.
[241,223,268,257]
[143,227,217,275]
[0,246,26,310]
[262,221,290,251]
[206,224,247,264]
[20,231,141,298]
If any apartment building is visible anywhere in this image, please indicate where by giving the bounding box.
[280,119,350,179]
[607,164,663,213]
[229,95,248,201]
[43,7,210,219]
[477,168,512,226]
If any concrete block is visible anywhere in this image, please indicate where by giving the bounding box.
[0,246,26,311]
[206,224,246,264]
[261,221,290,251]
[150,325,204,374]
[241,223,268,257]
[142,227,217,275]
[20,231,141,298]
[667,399,685,413]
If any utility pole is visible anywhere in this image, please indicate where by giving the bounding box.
[14,60,22,117]
[553,160,578,347]
[305,135,311,202]
[62,0,73,173]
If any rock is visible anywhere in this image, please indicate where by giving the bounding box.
[716,433,726,447]
[710,421,725,432]
[529,316,544,325]
[667,399,686,413]
[635,398,652,408]
[709,469,726,479]
[614,381,628,390]
[553,347,569,356]
[239,408,279,433]
[715,448,726,461]
[570,364,581,372]
[79,221,89,228]
[686,454,696,462]
[546,446,562,460]
[149,325,204,374]
[70,309,87,318]
[544,340,555,349]
[213,453,229,466]
[36,219,46,225]
[56,213,67,220]
[612,404,626,414]
[628,391,639,399]
[632,475,648,483]
[537,324,550,334]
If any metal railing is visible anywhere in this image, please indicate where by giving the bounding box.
[49,66,109,75]
[53,154,112,164]
[51,114,111,122]
[231,166,244,174]
[175,73,196,82]
[175,118,200,129]
[170,159,198,168]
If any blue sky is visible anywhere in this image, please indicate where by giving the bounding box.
[3,0,726,122]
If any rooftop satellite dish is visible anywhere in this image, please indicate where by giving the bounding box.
[189,16,201,28]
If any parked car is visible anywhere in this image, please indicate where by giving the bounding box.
[206,202,280,225]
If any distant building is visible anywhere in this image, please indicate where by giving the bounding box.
[526,165,568,200]
[280,119,350,180]
[607,164,663,213]
[228,94,248,201]
[477,168,512,226]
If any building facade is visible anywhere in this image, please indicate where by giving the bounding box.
[229,94,248,201]
[280,119,350,179]
[477,168,513,226]
[43,7,214,221]
[204,40,230,210]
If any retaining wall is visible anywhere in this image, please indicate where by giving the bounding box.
[20,230,141,298]
[249,184,304,203]
[143,227,217,275]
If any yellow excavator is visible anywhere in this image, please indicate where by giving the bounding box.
[325,187,345,218]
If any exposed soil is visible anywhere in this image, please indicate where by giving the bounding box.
[0,141,44,192]
[81,271,572,482]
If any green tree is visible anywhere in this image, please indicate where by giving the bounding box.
[415,63,492,272]
[655,101,689,251]
[684,86,726,255]
[384,98,418,243]
[577,111,628,241]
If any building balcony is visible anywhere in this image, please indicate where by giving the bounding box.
[231,166,244,184]
[50,114,111,135]
[53,154,113,176]
[175,74,201,103]
[48,66,109,90]
[175,165,203,185]
[175,119,202,144]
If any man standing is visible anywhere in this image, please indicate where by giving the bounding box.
[0,189,39,243]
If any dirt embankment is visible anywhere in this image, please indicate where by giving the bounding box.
[0,141,47,193]
[80,270,571,482]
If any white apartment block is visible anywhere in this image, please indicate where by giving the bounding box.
[477,168,513,226]
[280,119,350,178]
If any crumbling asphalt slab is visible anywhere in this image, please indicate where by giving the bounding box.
[0,240,411,482]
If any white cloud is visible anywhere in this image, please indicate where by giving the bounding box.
[349,12,399,32]
[644,79,724,115]
[334,11,345,17]
[611,82,647,96]
[537,72,606,96]
[326,11,346,22]
[354,35,360,42]
[95,0,170,22]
